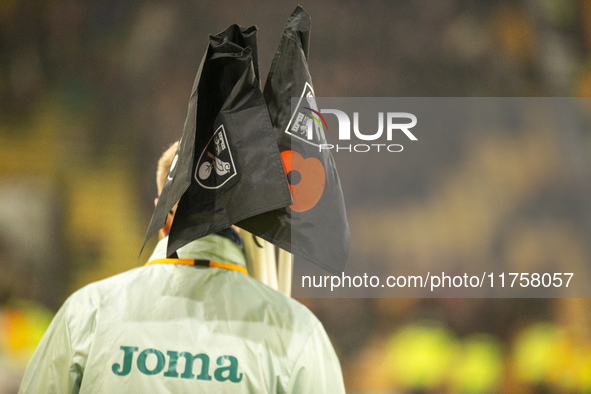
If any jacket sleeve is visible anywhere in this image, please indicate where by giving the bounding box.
[285,321,346,394]
[18,300,82,394]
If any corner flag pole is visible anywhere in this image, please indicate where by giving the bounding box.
[242,230,289,294]
[263,240,278,290]
[277,248,292,296]
[242,230,268,285]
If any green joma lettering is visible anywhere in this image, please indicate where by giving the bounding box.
[111,346,243,383]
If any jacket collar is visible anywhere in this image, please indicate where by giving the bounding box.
[147,234,247,271]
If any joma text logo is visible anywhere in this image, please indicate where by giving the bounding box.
[111,346,243,383]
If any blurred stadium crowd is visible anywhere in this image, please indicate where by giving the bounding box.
[2,0,591,392]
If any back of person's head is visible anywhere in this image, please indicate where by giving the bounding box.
[154,140,241,241]
[155,141,179,239]
[156,141,179,196]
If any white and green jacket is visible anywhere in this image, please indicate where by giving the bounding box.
[19,235,345,393]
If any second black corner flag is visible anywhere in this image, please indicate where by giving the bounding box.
[237,6,350,274]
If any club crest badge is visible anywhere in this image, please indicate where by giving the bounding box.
[195,125,237,189]
[285,82,326,147]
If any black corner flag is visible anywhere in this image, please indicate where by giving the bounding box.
[237,6,350,274]
[142,24,291,256]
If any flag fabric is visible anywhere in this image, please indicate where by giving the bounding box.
[142,24,291,256]
[237,6,350,274]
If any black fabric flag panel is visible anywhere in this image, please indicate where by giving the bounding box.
[142,24,291,256]
[237,6,350,274]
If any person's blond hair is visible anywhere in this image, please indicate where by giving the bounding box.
[156,141,179,195]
